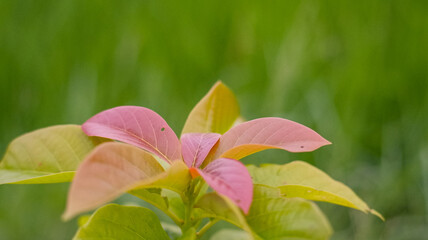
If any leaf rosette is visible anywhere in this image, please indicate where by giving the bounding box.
[0,81,382,239]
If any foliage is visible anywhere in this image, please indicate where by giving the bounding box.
[0,82,382,239]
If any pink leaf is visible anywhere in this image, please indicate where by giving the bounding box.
[214,117,331,160]
[82,106,181,163]
[63,142,165,220]
[190,158,253,214]
[181,133,221,168]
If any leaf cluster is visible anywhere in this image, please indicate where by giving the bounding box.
[0,82,382,239]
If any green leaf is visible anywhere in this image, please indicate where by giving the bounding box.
[77,215,91,227]
[247,161,383,219]
[182,81,240,135]
[164,191,186,221]
[130,188,185,225]
[193,193,256,238]
[178,228,197,240]
[129,188,169,214]
[73,204,169,240]
[210,229,251,240]
[0,125,104,184]
[194,187,332,240]
[247,185,332,240]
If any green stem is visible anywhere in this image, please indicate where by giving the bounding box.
[197,219,220,238]
[183,198,193,229]
[182,179,197,232]
[180,177,210,238]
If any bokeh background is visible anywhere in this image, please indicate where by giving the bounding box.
[0,0,427,239]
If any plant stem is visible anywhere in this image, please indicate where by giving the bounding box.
[183,197,193,229]
[180,177,210,238]
[182,180,197,231]
[197,219,219,238]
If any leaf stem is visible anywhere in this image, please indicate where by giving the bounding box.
[196,219,219,238]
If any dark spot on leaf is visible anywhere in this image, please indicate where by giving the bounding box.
[300,146,304,148]
[161,127,165,131]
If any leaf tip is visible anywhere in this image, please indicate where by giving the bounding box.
[242,205,250,215]
[325,139,333,145]
[316,135,332,148]
[370,209,385,221]
[310,136,332,151]
[62,204,84,222]
[61,211,73,222]
[212,80,231,92]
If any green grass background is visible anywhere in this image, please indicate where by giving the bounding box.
[0,0,427,239]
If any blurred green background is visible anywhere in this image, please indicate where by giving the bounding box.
[0,0,427,239]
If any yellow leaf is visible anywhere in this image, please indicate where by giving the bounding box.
[247,161,384,220]
[0,125,104,184]
[182,81,240,135]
